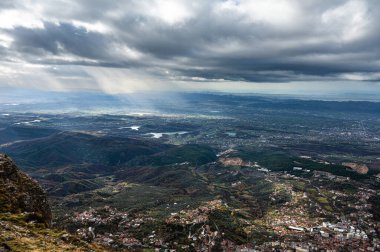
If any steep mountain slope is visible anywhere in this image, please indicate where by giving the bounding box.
[0,154,106,252]
[0,154,51,225]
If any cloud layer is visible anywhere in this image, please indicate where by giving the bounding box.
[0,0,380,93]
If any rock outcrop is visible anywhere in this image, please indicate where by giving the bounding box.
[0,154,106,251]
[0,153,51,226]
[342,162,369,175]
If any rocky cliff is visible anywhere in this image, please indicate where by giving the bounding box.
[0,153,106,251]
[0,154,51,226]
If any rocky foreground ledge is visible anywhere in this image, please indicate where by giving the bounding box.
[0,154,51,226]
[0,154,105,252]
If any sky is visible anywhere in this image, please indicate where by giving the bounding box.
[0,0,380,97]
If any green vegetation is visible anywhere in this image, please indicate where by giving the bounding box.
[49,179,104,196]
[3,132,168,169]
[232,147,369,180]
[132,144,217,166]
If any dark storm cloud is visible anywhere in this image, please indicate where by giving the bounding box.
[10,22,113,60]
[1,0,380,84]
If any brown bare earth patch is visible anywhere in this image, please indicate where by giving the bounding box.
[342,162,369,174]
[219,157,247,166]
